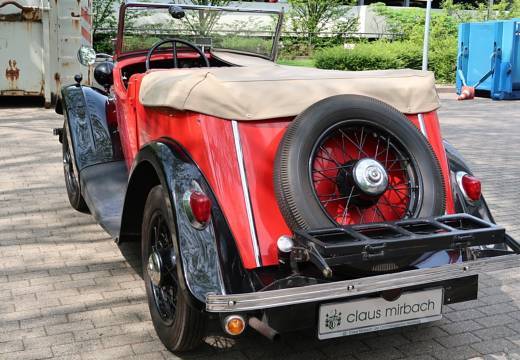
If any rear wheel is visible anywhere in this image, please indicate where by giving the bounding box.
[62,121,89,213]
[142,185,206,352]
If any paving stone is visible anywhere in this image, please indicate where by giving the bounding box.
[471,338,519,355]
[473,325,518,340]
[435,332,481,348]
[0,340,24,354]
[23,332,75,349]
[441,320,483,335]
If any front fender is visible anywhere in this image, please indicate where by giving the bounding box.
[120,139,255,304]
[60,85,121,172]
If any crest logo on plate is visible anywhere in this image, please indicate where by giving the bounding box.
[324,309,342,330]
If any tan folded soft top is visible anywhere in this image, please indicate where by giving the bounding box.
[139,63,440,121]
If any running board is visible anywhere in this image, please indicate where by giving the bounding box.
[206,253,520,312]
[80,161,128,238]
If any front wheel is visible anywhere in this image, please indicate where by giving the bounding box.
[142,185,206,352]
[62,121,89,213]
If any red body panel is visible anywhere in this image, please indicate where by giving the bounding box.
[133,102,260,268]
[407,113,455,215]
[238,120,292,263]
[112,59,456,269]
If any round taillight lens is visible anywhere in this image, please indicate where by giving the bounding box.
[461,174,481,202]
[189,191,212,224]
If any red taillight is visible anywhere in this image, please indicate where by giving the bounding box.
[189,191,212,224]
[461,174,481,202]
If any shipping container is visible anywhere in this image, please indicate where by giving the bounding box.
[0,0,92,106]
[457,19,520,100]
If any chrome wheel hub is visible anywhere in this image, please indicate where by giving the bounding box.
[352,158,388,196]
[147,251,163,287]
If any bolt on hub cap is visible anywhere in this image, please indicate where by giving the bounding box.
[352,158,388,196]
[147,251,163,287]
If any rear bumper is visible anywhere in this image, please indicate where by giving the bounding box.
[206,253,520,312]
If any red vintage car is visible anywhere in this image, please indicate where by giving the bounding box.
[55,1,520,353]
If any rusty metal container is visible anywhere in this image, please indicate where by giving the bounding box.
[0,0,92,106]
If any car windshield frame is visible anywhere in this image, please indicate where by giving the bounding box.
[115,1,284,61]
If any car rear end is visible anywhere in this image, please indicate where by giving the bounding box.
[200,97,520,341]
[136,66,520,343]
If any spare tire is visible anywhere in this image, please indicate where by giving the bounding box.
[274,95,445,234]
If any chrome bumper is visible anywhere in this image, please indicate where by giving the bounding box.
[206,254,520,313]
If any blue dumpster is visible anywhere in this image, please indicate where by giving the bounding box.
[456,19,520,100]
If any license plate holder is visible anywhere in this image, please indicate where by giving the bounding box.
[318,288,443,339]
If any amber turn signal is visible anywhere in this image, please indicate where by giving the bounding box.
[223,315,246,336]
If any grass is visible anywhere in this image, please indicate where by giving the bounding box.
[277,58,315,67]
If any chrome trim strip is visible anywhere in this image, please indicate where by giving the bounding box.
[417,113,428,136]
[232,120,262,267]
[206,254,520,312]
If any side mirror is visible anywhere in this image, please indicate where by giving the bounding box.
[77,46,97,66]
[94,61,114,90]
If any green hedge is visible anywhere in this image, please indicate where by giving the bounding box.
[314,40,456,84]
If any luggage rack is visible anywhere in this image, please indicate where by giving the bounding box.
[293,214,505,270]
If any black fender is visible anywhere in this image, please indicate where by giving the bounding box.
[59,84,122,173]
[119,138,255,306]
[444,140,494,222]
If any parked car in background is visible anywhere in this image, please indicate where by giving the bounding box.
[54,1,520,353]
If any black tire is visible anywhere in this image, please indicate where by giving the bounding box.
[62,121,89,213]
[142,185,206,352]
[274,94,445,231]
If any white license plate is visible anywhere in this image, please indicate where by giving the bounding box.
[318,288,443,339]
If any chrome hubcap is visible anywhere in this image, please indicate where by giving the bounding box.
[147,251,162,287]
[352,158,388,196]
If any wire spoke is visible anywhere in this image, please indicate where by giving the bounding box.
[319,146,343,167]
[339,129,371,158]
[374,205,387,222]
[312,164,354,173]
[379,195,403,218]
[311,123,419,226]
[313,170,338,183]
[340,186,356,225]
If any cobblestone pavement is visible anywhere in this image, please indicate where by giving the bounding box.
[0,94,520,360]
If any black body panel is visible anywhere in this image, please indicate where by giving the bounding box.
[60,85,122,172]
[60,84,125,236]
[80,161,128,238]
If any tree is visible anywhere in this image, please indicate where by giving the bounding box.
[288,0,353,51]
[92,0,119,38]
[178,0,231,36]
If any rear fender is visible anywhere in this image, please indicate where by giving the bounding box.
[444,140,494,222]
[60,84,121,172]
[120,139,255,305]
